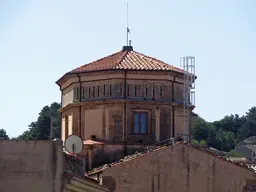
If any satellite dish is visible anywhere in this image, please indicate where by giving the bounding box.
[64,135,83,155]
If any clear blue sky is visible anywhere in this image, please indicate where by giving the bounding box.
[1,0,256,137]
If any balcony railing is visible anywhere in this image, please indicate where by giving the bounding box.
[71,95,194,107]
[63,83,195,107]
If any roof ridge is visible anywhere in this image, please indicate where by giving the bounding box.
[117,50,129,66]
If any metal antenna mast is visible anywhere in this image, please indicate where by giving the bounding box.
[126,1,131,46]
[180,56,195,142]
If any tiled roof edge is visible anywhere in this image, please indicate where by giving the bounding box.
[86,142,256,176]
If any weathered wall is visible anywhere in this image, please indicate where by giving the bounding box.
[62,106,79,140]
[160,107,172,141]
[82,144,158,171]
[101,143,256,192]
[0,140,63,192]
[108,104,123,143]
[62,84,74,107]
[91,145,124,168]
[60,71,192,145]
[61,102,187,146]
[84,108,104,140]
[174,107,185,136]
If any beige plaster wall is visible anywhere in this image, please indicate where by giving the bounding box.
[62,84,74,107]
[61,102,189,145]
[60,72,192,144]
[0,140,63,192]
[101,144,256,192]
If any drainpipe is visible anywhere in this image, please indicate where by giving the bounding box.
[77,74,82,138]
[60,88,63,141]
[123,71,127,156]
[172,77,177,138]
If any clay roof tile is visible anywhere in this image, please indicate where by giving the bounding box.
[69,49,184,74]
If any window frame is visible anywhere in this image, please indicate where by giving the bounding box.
[132,110,151,135]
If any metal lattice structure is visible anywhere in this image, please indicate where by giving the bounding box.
[180,56,196,142]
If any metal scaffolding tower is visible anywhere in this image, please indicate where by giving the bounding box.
[180,56,195,142]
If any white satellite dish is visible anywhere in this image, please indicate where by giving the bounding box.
[64,135,83,155]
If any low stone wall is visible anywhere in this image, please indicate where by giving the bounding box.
[0,140,63,192]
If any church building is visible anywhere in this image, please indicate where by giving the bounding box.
[56,45,196,169]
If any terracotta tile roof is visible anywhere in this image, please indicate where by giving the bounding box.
[70,49,184,74]
[85,142,256,177]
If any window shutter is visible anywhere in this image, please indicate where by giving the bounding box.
[73,87,80,101]
[77,87,80,101]
[73,88,77,101]
[112,83,120,98]
[98,84,103,98]
[89,86,93,99]
[119,83,124,98]
[147,84,153,98]
[97,85,100,98]
[81,87,85,101]
[154,85,160,99]
[136,84,142,98]
[174,86,178,101]
[142,84,146,98]
[105,84,110,97]
[92,86,96,98]
[162,85,170,99]
[128,84,135,98]
[176,86,183,102]
[84,87,89,100]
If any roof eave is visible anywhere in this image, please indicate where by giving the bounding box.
[55,72,72,87]
[56,68,185,87]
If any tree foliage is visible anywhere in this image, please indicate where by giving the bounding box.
[17,102,61,140]
[0,129,9,140]
[192,106,256,152]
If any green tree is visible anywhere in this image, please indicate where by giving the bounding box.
[0,129,9,140]
[214,129,236,151]
[238,107,256,140]
[18,102,61,140]
[50,102,61,139]
[192,116,210,141]
[191,112,247,152]
[213,114,245,138]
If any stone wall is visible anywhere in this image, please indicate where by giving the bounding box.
[160,107,172,141]
[60,71,193,145]
[0,140,63,192]
[108,105,124,143]
[61,102,188,146]
[101,143,256,192]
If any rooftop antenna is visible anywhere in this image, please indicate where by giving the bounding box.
[126,0,131,46]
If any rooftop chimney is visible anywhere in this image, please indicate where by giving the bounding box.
[122,45,133,51]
